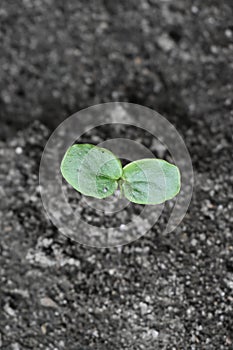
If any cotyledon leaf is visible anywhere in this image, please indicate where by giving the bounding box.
[122,159,181,205]
[61,144,123,199]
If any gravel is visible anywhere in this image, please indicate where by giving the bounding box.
[0,0,233,349]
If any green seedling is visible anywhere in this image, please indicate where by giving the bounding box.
[61,144,181,205]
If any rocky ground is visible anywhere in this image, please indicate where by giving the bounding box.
[0,0,233,349]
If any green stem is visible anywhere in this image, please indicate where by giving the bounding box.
[118,178,124,198]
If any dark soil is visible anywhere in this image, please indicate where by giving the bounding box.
[0,0,233,349]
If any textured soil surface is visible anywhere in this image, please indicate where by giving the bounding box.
[0,0,233,349]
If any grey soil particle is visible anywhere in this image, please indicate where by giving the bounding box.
[40,297,59,309]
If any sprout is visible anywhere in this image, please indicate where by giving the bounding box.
[61,144,181,205]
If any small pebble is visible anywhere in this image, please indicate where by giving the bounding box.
[158,34,175,52]
[191,6,199,14]
[211,46,218,54]
[40,297,58,308]
[191,238,198,247]
[15,147,23,155]
[41,324,47,335]
[139,302,148,315]
[150,329,159,339]
[225,29,232,39]
[11,344,20,350]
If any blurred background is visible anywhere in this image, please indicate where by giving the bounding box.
[0,0,232,349]
[1,0,232,136]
